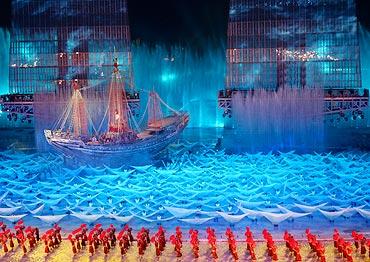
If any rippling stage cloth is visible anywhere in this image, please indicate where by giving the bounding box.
[0,143,369,228]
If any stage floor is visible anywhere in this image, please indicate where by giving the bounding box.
[1,239,369,262]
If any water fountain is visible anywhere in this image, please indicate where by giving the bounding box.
[0,29,9,95]
[229,88,325,153]
[132,44,225,128]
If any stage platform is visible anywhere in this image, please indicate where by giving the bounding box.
[0,234,368,261]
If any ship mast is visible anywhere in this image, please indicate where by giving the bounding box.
[71,80,88,137]
[107,51,130,134]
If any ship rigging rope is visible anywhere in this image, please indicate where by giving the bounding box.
[53,97,73,130]
[54,108,65,130]
[58,100,73,131]
[67,114,73,131]
[127,103,141,133]
[75,92,99,135]
[137,95,149,127]
[96,105,109,133]
[153,92,180,115]
[135,88,181,115]
[94,72,142,134]
[95,85,112,134]
[53,101,69,130]
[123,77,141,133]
[77,80,180,116]
[85,108,98,135]
[58,80,181,134]
[70,92,80,133]
[53,90,99,135]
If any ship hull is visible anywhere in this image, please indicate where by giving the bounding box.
[44,113,189,162]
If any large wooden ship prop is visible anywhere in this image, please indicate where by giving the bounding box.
[44,57,189,158]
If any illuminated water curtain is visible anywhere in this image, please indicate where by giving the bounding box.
[132,45,225,128]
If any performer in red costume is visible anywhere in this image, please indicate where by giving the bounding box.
[170,226,183,257]
[225,228,238,260]
[245,227,256,261]
[206,227,218,259]
[189,229,200,258]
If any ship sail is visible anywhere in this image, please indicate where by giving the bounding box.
[107,56,130,134]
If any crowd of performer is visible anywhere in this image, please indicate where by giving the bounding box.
[1,220,370,261]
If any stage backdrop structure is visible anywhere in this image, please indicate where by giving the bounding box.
[8,0,138,150]
[225,0,362,91]
[218,0,368,151]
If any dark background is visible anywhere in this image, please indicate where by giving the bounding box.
[0,0,369,49]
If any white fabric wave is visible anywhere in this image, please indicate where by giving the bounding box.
[104,214,134,223]
[0,191,9,203]
[235,199,265,208]
[355,208,370,219]
[131,165,153,172]
[0,214,27,222]
[217,212,248,223]
[259,211,292,225]
[179,217,214,225]
[238,206,263,219]
[318,209,351,220]
[28,204,45,215]
[0,144,369,226]
[276,205,311,218]
[0,206,21,216]
[164,206,199,218]
[295,203,327,213]
[70,213,103,223]
[34,214,67,224]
